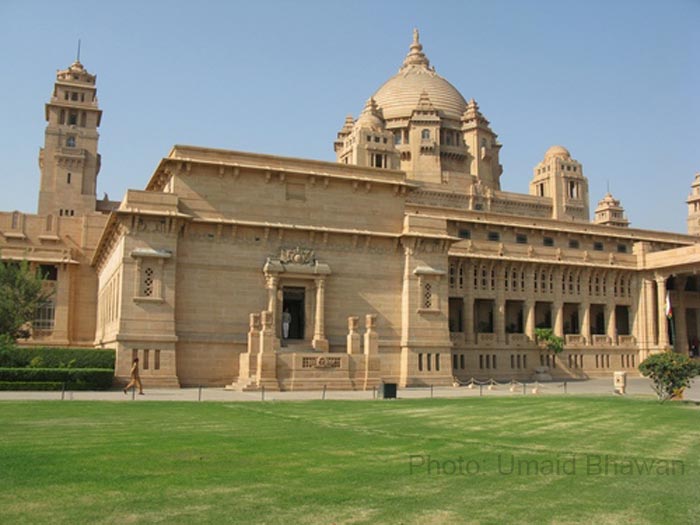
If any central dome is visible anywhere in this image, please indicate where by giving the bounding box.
[372,30,468,121]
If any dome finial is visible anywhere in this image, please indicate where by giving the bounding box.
[401,28,430,70]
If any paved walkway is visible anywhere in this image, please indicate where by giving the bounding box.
[1,377,699,402]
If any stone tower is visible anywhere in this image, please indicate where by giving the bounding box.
[594,192,629,227]
[529,145,590,221]
[334,98,399,169]
[37,59,102,217]
[687,173,700,235]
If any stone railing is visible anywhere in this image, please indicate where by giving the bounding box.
[618,335,636,346]
[565,334,586,346]
[477,333,496,346]
[507,333,530,346]
[592,335,611,346]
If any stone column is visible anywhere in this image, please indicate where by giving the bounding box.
[580,303,591,345]
[525,300,536,342]
[363,314,380,390]
[51,263,72,345]
[553,301,564,338]
[346,316,360,355]
[247,313,261,355]
[524,266,536,343]
[553,267,563,338]
[675,277,688,354]
[266,275,279,331]
[312,278,329,352]
[605,303,617,345]
[364,314,379,356]
[495,269,506,344]
[464,293,475,345]
[656,275,670,348]
[256,310,279,390]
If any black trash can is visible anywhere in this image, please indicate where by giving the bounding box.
[380,382,397,399]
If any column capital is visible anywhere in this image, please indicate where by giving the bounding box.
[654,273,668,285]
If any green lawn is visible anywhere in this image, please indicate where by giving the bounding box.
[1,397,698,524]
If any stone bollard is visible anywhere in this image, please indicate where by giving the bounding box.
[347,316,360,355]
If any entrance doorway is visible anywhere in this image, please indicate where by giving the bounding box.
[282,287,305,340]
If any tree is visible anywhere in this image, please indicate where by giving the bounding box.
[535,328,564,354]
[639,351,700,402]
[0,260,52,341]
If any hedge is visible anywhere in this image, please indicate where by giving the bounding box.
[0,347,115,369]
[0,381,63,391]
[0,368,114,390]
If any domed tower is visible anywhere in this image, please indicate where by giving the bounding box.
[687,173,700,236]
[529,145,590,221]
[594,192,629,227]
[334,98,399,169]
[38,59,102,217]
[335,29,502,190]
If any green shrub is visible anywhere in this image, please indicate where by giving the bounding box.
[28,356,44,368]
[535,328,564,354]
[0,368,114,390]
[0,347,115,369]
[639,351,700,402]
[0,381,63,391]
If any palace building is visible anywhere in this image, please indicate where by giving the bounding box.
[2,31,699,389]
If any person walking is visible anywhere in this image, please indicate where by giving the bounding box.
[123,357,144,395]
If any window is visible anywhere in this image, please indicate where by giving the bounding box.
[423,282,432,309]
[537,183,545,197]
[68,112,78,125]
[59,109,65,125]
[568,239,580,249]
[516,234,528,244]
[67,172,71,184]
[487,231,500,242]
[617,244,628,253]
[34,300,55,331]
[39,265,58,281]
[71,92,78,101]
[66,136,76,147]
[458,229,471,240]
[593,241,604,251]
[543,237,554,247]
[394,132,401,145]
[421,129,430,140]
[142,266,155,296]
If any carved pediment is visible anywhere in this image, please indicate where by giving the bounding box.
[279,246,315,265]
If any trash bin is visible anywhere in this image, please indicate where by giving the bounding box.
[613,371,627,394]
[380,382,397,399]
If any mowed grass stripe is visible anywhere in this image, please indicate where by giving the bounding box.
[0,397,698,525]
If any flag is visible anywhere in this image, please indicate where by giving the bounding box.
[665,290,673,319]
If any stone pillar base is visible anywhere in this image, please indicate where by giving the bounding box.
[312,338,329,352]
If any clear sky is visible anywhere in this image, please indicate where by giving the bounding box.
[0,0,698,233]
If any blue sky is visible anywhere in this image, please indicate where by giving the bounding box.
[0,0,698,233]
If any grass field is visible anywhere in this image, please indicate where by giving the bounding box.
[1,397,698,524]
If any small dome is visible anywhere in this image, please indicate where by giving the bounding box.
[354,98,385,132]
[372,30,468,121]
[544,145,571,160]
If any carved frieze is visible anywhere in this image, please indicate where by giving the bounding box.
[279,246,315,265]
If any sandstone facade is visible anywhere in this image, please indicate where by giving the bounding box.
[3,32,700,389]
